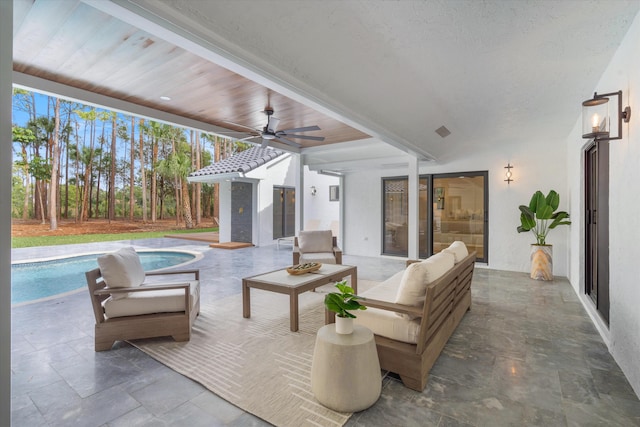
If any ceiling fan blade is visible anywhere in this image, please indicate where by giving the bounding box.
[267,116,280,132]
[221,119,259,132]
[280,125,321,133]
[275,136,302,148]
[240,135,261,141]
[280,134,325,141]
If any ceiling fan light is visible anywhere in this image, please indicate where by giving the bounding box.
[262,133,275,140]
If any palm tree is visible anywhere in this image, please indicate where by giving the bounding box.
[49,98,61,230]
[12,125,36,220]
[138,118,148,222]
[75,108,97,222]
[157,141,194,229]
[129,116,135,220]
[108,112,117,222]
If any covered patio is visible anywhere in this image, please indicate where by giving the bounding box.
[11,239,640,425]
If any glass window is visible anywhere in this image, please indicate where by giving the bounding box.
[382,178,408,255]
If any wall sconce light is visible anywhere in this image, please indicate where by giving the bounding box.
[582,90,631,141]
[504,163,513,184]
[310,186,317,196]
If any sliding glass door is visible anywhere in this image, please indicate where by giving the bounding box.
[382,172,487,262]
[273,186,295,239]
[432,172,487,261]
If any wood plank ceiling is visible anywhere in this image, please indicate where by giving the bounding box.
[12,0,370,149]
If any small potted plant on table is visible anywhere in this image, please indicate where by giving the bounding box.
[517,189,571,280]
[324,281,366,334]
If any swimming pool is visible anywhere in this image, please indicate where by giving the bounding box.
[11,251,197,305]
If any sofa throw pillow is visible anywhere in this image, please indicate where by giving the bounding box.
[394,251,455,319]
[442,240,469,263]
[97,247,145,300]
[298,230,333,253]
[394,262,425,307]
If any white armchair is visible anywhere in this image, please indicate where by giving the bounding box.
[86,247,200,351]
[293,230,342,265]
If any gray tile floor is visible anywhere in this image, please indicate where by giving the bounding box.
[10,239,640,426]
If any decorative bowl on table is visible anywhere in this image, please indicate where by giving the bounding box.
[286,262,322,275]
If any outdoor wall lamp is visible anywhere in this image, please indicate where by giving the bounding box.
[504,163,513,184]
[310,186,317,196]
[582,90,631,141]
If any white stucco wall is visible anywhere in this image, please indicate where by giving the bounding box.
[344,139,569,275]
[248,153,298,246]
[215,152,299,247]
[567,11,640,397]
[302,166,340,236]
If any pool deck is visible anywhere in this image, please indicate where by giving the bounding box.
[164,231,219,243]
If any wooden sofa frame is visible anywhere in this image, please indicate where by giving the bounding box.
[352,251,476,391]
[85,268,200,351]
[293,235,342,264]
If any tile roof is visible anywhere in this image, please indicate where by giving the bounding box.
[189,146,284,178]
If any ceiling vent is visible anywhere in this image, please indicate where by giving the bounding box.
[435,125,451,138]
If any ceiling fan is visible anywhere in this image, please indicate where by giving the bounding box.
[244,108,325,149]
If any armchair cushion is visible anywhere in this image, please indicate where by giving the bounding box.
[299,252,337,265]
[298,230,333,253]
[97,247,145,300]
[103,280,200,318]
[394,251,455,319]
[442,240,469,263]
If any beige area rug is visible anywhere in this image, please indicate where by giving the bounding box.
[131,279,380,427]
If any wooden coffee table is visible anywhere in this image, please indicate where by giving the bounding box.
[242,264,357,332]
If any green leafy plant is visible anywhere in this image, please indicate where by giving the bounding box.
[324,281,367,318]
[517,190,571,245]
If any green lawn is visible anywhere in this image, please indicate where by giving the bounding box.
[11,227,218,248]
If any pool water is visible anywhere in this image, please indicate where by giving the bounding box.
[11,251,196,304]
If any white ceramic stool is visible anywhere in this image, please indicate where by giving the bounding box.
[311,324,381,412]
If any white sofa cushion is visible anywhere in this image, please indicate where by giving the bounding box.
[103,280,199,318]
[298,230,333,253]
[354,306,421,344]
[355,270,420,344]
[394,251,455,319]
[97,247,145,300]
[442,240,469,263]
[299,252,337,264]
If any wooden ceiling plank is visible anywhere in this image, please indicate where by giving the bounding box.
[57,19,138,80]
[29,4,112,74]
[12,0,80,63]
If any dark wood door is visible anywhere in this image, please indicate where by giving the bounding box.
[231,182,253,243]
[585,141,609,324]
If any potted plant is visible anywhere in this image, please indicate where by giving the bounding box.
[324,281,367,334]
[517,189,571,280]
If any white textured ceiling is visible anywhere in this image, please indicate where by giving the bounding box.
[127,0,639,167]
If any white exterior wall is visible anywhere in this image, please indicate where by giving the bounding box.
[218,179,232,243]
[248,153,298,246]
[302,167,340,235]
[211,152,299,247]
[567,11,640,397]
[344,137,569,275]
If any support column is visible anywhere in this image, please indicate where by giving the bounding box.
[1,0,13,423]
[407,155,419,259]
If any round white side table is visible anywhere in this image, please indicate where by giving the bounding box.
[311,324,381,412]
